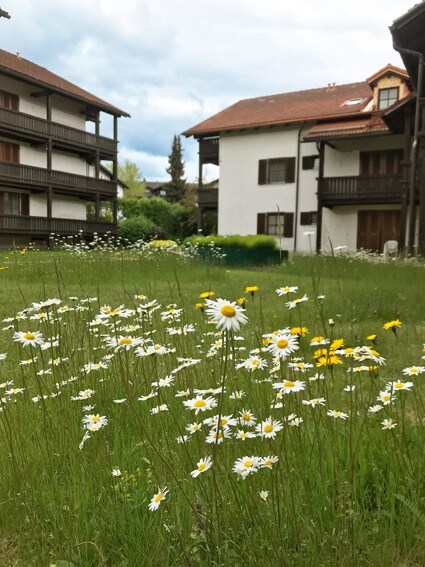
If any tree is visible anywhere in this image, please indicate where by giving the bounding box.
[116,159,146,198]
[165,135,186,203]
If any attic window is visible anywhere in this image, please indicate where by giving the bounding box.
[378,87,399,110]
[341,97,365,106]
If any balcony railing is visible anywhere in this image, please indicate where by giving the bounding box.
[319,174,403,204]
[198,187,218,207]
[0,214,116,236]
[0,163,117,197]
[0,107,116,155]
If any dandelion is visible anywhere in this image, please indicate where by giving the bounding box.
[383,319,402,333]
[245,286,259,296]
[13,331,44,347]
[183,396,218,415]
[236,297,247,307]
[205,298,248,332]
[291,327,308,337]
[381,418,397,430]
[199,291,214,299]
[190,456,213,478]
[196,302,206,312]
[148,487,169,511]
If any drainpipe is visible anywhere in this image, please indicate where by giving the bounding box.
[293,122,305,252]
[392,41,424,254]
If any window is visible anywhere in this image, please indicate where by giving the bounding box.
[0,89,19,111]
[300,211,317,225]
[257,212,294,237]
[0,192,29,216]
[258,157,296,184]
[302,155,319,170]
[378,87,399,110]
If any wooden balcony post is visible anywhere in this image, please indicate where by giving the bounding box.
[47,187,53,219]
[95,194,100,221]
[113,116,118,182]
[113,199,118,223]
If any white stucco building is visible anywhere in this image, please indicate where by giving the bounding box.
[184,65,415,254]
[0,48,129,247]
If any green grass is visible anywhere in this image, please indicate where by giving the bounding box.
[0,247,424,566]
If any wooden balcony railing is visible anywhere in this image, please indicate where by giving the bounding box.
[319,174,403,204]
[198,187,218,207]
[0,214,116,236]
[0,163,117,197]
[0,107,116,155]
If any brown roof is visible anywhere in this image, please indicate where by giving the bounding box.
[366,64,409,85]
[304,116,390,141]
[0,48,129,117]
[183,81,374,137]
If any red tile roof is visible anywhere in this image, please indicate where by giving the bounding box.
[304,115,390,141]
[366,64,409,85]
[0,48,129,117]
[183,81,374,137]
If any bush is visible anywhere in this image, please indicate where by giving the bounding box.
[184,234,278,250]
[119,198,196,239]
[117,215,157,244]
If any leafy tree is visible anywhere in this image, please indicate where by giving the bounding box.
[165,135,186,203]
[116,160,146,198]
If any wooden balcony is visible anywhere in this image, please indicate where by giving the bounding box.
[199,138,219,165]
[198,187,218,207]
[319,174,404,205]
[0,163,117,197]
[0,214,116,237]
[0,107,116,156]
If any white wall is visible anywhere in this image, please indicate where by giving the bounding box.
[218,125,319,252]
[29,193,86,220]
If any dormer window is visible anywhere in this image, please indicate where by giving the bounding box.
[378,87,399,110]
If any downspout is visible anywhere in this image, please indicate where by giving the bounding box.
[392,41,424,254]
[293,122,305,252]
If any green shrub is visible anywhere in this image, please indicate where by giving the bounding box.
[184,234,277,250]
[117,214,157,244]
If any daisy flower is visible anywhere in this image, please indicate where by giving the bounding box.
[13,331,44,347]
[368,404,383,414]
[112,468,122,477]
[233,456,262,479]
[190,456,213,478]
[186,422,203,434]
[267,333,299,359]
[82,414,108,431]
[381,418,397,430]
[236,430,256,441]
[236,356,267,371]
[183,396,218,415]
[205,426,232,444]
[285,294,309,309]
[388,381,414,392]
[205,298,248,332]
[259,490,269,501]
[272,379,305,394]
[377,390,395,405]
[260,455,279,469]
[238,409,257,427]
[327,410,349,419]
[148,487,169,511]
[302,397,326,408]
[255,416,284,439]
[276,286,298,296]
[402,366,425,376]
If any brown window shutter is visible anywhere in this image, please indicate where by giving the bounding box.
[0,142,19,163]
[20,194,29,216]
[283,212,294,237]
[0,192,4,214]
[285,158,296,183]
[258,160,267,185]
[300,212,311,225]
[257,213,266,234]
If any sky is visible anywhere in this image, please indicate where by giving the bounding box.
[0,0,420,182]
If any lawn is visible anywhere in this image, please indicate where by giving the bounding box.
[0,245,424,566]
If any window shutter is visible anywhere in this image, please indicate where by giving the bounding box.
[285,158,296,183]
[0,142,19,163]
[257,213,266,234]
[258,160,267,185]
[0,192,4,214]
[300,212,311,225]
[20,194,29,216]
[283,213,294,237]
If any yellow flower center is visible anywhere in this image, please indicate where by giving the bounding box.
[252,359,260,365]
[119,337,132,345]
[23,333,35,340]
[242,413,250,421]
[264,460,272,467]
[383,394,390,401]
[198,463,206,471]
[194,400,206,408]
[283,381,295,388]
[220,418,227,425]
[394,383,403,389]
[263,424,273,433]
[277,339,288,349]
[220,305,236,318]
[243,460,253,468]
[91,416,100,422]
[154,492,163,503]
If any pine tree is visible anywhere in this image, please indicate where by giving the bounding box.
[165,135,186,203]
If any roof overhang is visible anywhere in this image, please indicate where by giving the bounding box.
[390,2,425,96]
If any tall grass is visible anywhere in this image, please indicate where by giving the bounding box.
[0,247,424,566]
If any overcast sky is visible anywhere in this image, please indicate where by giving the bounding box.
[0,0,419,182]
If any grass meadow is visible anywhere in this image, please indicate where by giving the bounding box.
[0,244,424,566]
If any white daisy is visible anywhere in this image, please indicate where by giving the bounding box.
[190,456,213,478]
[148,486,169,511]
[13,330,44,347]
[205,298,248,332]
[183,396,218,415]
